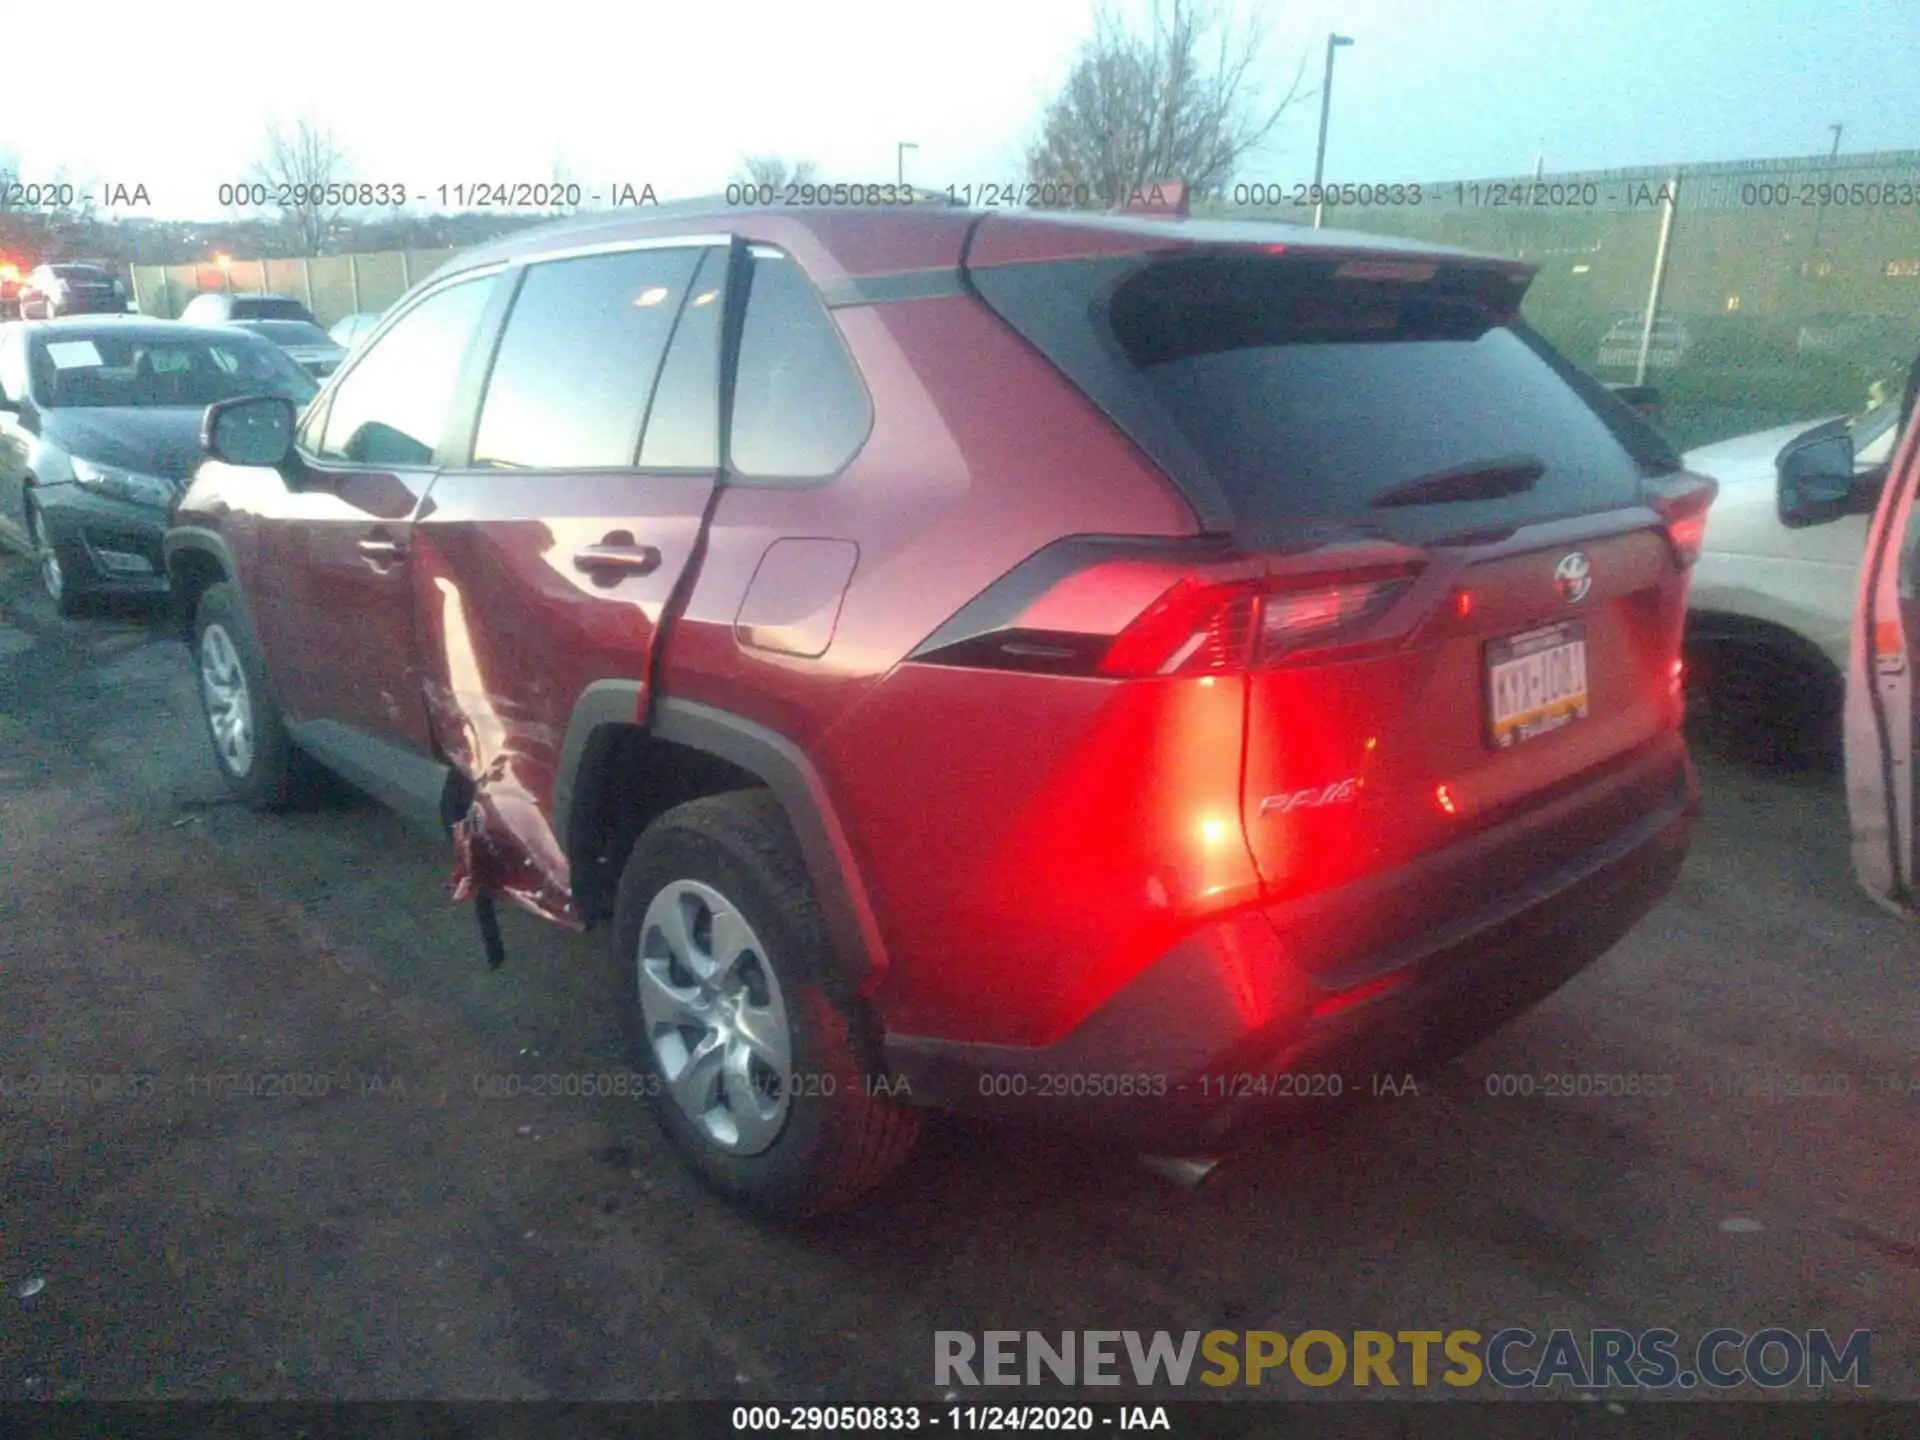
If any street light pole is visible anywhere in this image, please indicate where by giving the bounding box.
[1810,122,1842,248]
[1311,34,1355,229]
[897,141,919,189]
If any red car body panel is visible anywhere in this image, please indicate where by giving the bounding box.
[168,204,1708,1133]
[412,470,720,925]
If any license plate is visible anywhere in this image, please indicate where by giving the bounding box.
[1486,621,1588,748]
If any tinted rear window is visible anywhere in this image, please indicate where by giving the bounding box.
[232,298,311,319]
[237,320,332,345]
[971,251,1679,537]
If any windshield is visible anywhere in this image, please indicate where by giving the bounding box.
[51,266,113,282]
[236,320,334,346]
[28,329,319,409]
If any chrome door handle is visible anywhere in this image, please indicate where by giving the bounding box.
[573,544,662,578]
[357,537,407,561]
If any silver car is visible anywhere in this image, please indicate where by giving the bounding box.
[227,318,349,379]
[327,311,385,350]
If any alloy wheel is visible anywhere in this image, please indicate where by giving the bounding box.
[636,878,794,1155]
[26,509,63,602]
[198,623,256,777]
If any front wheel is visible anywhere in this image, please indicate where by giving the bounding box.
[25,503,84,617]
[614,791,921,1217]
[192,582,317,809]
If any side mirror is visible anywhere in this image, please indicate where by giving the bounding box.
[1776,417,1856,529]
[202,394,295,468]
[0,394,17,413]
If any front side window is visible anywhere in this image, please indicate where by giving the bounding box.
[472,246,706,470]
[315,274,495,467]
[727,247,871,481]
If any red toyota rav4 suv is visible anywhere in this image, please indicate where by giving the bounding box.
[166,205,1713,1216]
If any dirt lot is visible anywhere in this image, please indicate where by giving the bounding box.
[2,548,1917,1404]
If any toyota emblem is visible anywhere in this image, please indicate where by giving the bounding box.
[1554,552,1593,604]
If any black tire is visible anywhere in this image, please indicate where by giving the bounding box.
[1684,636,1841,770]
[24,502,86,618]
[613,791,921,1218]
[191,582,317,809]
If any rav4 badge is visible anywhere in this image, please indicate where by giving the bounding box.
[1260,778,1359,815]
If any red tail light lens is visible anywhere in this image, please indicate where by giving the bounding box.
[1096,577,1259,677]
[1649,475,1717,569]
[1099,573,1412,677]
[1260,577,1409,661]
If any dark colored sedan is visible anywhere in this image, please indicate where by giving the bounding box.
[18,263,132,319]
[0,318,317,614]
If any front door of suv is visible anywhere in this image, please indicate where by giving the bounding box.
[252,269,500,751]
[410,238,732,914]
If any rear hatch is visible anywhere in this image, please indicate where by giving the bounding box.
[54,267,115,299]
[966,228,1711,928]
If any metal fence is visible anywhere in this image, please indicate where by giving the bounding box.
[128,249,459,328]
[130,150,1920,451]
[1204,149,1920,449]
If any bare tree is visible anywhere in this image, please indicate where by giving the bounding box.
[738,154,820,190]
[547,154,584,215]
[249,114,347,256]
[1026,0,1310,203]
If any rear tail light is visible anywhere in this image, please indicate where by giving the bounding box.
[1648,475,1717,569]
[1098,572,1414,678]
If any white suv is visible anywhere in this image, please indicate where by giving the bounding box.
[1682,388,1909,762]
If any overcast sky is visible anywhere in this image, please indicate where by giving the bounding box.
[3,0,1917,220]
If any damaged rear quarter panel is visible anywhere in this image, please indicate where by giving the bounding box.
[409,473,719,927]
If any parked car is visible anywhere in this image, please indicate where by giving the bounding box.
[1597,312,1693,371]
[165,208,1713,1216]
[328,311,385,350]
[1681,382,1911,761]
[0,318,318,615]
[0,263,26,321]
[228,319,349,378]
[17,263,132,319]
[177,292,318,326]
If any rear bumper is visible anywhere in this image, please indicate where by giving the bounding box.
[883,739,1697,1143]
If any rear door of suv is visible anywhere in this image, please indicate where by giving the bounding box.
[410,236,733,918]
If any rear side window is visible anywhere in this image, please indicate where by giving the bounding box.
[638,247,727,469]
[726,246,870,481]
[473,246,706,470]
[973,251,1680,537]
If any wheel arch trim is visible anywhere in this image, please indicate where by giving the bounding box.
[555,685,890,993]
[1685,607,1845,682]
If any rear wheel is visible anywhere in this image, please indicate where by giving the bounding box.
[614,791,921,1217]
[192,582,316,809]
